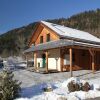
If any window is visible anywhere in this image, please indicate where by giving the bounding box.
[46,33,50,42]
[64,54,70,65]
[40,36,43,43]
[64,52,75,65]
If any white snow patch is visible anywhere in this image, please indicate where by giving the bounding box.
[15,77,100,100]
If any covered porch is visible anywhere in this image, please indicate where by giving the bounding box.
[24,39,100,76]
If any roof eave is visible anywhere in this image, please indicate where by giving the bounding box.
[60,35,100,45]
[40,21,61,37]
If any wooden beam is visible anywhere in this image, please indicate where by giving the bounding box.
[45,51,48,73]
[89,49,93,56]
[89,49,95,56]
[60,49,63,72]
[89,49,95,73]
[32,52,34,67]
[72,46,100,51]
[34,52,37,71]
[92,55,95,73]
[69,48,73,77]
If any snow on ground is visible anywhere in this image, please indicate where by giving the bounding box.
[15,77,100,100]
[2,57,27,71]
[1,57,100,100]
[1,65,99,100]
[3,56,27,67]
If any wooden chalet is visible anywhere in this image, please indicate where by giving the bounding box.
[24,21,100,76]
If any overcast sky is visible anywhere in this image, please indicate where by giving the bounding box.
[0,0,100,34]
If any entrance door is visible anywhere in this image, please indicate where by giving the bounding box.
[42,54,46,68]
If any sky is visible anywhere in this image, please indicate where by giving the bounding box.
[0,0,100,34]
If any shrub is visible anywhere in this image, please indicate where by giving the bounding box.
[67,81,80,92]
[82,82,91,92]
[0,70,21,100]
[68,81,91,92]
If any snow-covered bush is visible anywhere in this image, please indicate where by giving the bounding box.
[7,56,17,65]
[68,81,80,92]
[67,78,91,92]
[82,82,90,92]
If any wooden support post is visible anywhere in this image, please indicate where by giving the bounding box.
[32,52,34,67]
[45,51,48,73]
[60,49,63,72]
[92,55,95,73]
[69,48,73,77]
[89,49,95,73]
[34,52,37,71]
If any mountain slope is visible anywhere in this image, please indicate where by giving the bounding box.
[0,22,37,57]
[0,9,100,57]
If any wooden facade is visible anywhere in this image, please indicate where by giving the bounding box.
[60,47,100,73]
[29,23,59,46]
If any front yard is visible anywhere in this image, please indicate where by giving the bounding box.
[12,69,100,100]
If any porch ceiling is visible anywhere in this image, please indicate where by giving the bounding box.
[24,39,100,53]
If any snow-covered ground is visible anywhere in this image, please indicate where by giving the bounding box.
[15,77,100,100]
[12,69,100,100]
[1,56,100,100]
[2,56,27,71]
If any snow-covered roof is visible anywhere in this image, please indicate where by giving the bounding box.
[41,21,100,43]
[24,39,100,53]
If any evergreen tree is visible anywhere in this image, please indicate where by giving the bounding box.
[0,70,21,100]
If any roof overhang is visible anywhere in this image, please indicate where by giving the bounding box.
[24,39,73,53]
[60,35,100,45]
[23,39,100,54]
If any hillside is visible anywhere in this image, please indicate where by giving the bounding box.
[0,9,100,57]
[0,22,37,57]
